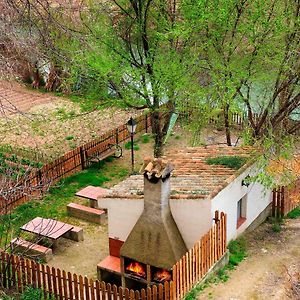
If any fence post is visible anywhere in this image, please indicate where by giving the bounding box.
[115,128,119,145]
[79,147,85,170]
[145,114,148,133]
[272,189,276,217]
[280,186,285,218]
[213,210,220,224]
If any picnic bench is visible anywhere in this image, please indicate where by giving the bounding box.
[20,217,84,244]
[85,143,122,165]
[21,217,74,240]
[67,203,105,224]
[75,185,109,208]
[11,238,53,262]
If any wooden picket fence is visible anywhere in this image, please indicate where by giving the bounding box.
[172,211,227,299]
[0,212,227,300]
[0,113,152,214]
[272,180,300,218]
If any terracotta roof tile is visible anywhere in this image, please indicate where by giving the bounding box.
[100,146,254,201]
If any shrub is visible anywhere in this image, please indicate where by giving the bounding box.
[125,141,139,151]
[206,156,248,170]
[286,206,300,219]
[228,238,247,267]
[21,286,43,300]
[140,134,151,144]
[65,135,74,141]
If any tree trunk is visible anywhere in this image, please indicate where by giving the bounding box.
[223,103,232,146]
[151,111,163,157]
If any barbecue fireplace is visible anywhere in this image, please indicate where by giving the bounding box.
[120,158,187,287]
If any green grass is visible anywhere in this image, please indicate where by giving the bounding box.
[268,216,284,232]
[1,286,56,300]
[184,238,247,299]
[286,206,300,219]
[65,135,74,141]
[124,141,140,151]
[0,158,129,248]
[227,238,247,267]
[139,134,151,144]
[205,156,248,170]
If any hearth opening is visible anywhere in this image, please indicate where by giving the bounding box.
[124,257,146,279]
[152,266,172,283]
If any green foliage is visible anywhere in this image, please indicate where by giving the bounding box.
[269,216,284,233]
[272,223,282,233]
[206,156,247,170]
[21,286,43,300]
[55,108,76,120]
[139,134,151,144]
[228,238,247,267]
[124,141,140,151]
[286,207,300,219]
[65,135,74,141]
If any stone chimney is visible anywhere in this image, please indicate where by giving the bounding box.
[120,158,187,270]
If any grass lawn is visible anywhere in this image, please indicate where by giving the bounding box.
[0,157,129,249]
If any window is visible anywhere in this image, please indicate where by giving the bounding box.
[237,195,247,228]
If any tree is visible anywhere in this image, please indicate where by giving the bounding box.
[3,0,197,157]
[182,0,300,150]
[62,0,196,157]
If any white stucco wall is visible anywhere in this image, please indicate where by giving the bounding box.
[170,199,211,249]
[211,167,272,242]
[98,197,211,249]
[98,198,144,241]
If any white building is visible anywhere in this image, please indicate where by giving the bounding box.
[97,146,272,256]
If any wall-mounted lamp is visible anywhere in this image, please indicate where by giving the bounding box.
[242,175,251,187]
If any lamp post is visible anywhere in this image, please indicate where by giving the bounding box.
[126,117,137,173]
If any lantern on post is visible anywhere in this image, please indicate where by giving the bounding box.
[126,117,137,173]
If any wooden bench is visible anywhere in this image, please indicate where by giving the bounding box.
[63,226,84,242]
[67,203,106,224]
[11,238,53,262]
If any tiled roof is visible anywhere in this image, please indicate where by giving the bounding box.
[101,146,254,201]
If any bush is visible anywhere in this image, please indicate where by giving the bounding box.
[268,216,283,233]
[21,286,43,300]
[140,134,151,144]
[286,206,300,219]
[206,156,248,170]
[125,141,139,151]
[228,238,247,267]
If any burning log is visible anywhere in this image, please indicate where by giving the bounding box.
[126,261,146,278]
[153,269,172,283]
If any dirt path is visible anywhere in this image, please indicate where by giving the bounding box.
[0,81,60,113]
[198,218,300,300]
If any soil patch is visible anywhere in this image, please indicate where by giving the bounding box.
[198,218,300,300]
[48,218,108,279]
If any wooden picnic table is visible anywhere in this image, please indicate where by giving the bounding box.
[21,217,74,240]
[75,185,108,208]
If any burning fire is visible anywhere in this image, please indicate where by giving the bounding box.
[126,262,146,278]
[154,269,172,282]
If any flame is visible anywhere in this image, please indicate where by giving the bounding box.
[126,262,146,278]
[154,269,171,282]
